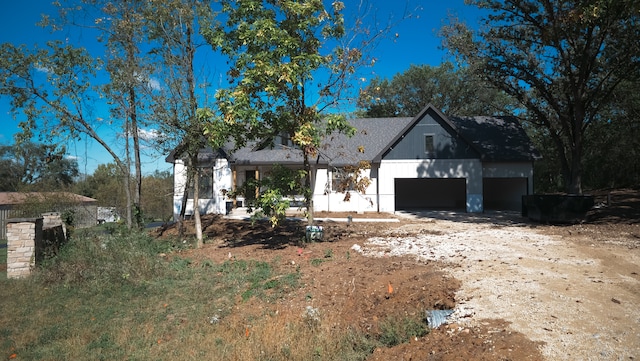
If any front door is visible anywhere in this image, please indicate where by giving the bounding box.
[245,170,257,200]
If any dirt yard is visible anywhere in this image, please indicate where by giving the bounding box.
[155,189,640,360]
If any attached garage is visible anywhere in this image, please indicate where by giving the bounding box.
[483,177,528,211]
[394,178,467,210]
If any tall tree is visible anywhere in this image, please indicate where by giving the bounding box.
[0,142,79,192]
[357,62,518,117]
[0,1,152,229]
[582,79,640,189]
[0,41,136,198]
[203,0,387,226]
[145,0,223,246]
[98,0,150,228]
[441,0,640,194]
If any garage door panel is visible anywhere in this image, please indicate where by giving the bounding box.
[395,178,466,210]
[483,178,527,211]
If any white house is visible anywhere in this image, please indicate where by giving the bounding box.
[165,104,540,220]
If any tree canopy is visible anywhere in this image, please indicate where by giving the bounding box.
[357,62,518,117]
[0,142,79,192]
[442,0,640,194]
[202,0,372,225]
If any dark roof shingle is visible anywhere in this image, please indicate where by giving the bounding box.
[449,115,540,161]
[168,105,539,165]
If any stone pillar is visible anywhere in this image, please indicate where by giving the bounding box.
[6,218,43,279]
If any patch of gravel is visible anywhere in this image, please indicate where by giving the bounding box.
[354,220,640,361]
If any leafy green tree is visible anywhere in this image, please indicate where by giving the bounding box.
[358,62,518,117]
[97,0,152,228]
[582,80,640,189]
[140,170,174,222]
[203,0,383,225]
[145,0,224,246]
[441,0,640,194]
[0,2,147,229]
[75,163,124,206]
[0,142,79,191]
[76,164,173,223]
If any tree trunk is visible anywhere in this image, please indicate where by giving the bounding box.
[303,151,314,226]
[178,170,192,237]
[123,118,133,229]
[129,86,143,227]
[567,101,585,195]
[192,162,203,248]
[567,133,584,195]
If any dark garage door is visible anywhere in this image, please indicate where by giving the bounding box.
[395,178,466,210]
[483,178,528,211]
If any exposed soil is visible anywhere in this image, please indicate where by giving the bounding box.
[153,188,640,360]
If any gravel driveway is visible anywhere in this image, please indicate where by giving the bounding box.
[358,211,640,360]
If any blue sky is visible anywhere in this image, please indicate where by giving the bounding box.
[0,0,484,175]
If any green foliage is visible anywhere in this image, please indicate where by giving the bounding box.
[377,315,429,347]
[203,0,364,224]
[441,0,640,194]
[231,165,306,226]
[140,170,174,222]
[582,80,640,189]
[0,142,79,192]
[37,230,170,287]
[74,164,173,222]
[357,62,518,117]
[10,192,85,221]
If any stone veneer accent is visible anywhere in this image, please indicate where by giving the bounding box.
[6,218,43,279]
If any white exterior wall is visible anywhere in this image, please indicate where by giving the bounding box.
[378,159,484,213]
[482,162,534,194]
[312,168,378,213]
[172,159,233,221]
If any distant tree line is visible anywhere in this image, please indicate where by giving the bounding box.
[0,142,173,222]
[360,0,640,193]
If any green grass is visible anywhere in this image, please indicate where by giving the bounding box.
[0,229,419,360]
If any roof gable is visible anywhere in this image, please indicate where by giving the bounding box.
[374,104,481,162]
[375,104,539,162]
[168,104,539,166]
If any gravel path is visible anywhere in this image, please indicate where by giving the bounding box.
[357,215,640,361]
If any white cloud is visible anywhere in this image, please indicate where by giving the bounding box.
[138,128,162,142]
[134,72,162,91]
[35,64,52,74]
[147,77,161,91]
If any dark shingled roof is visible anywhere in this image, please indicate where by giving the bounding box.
[449,115,541,162]
[227,117,414,166]
[167,105,539,165]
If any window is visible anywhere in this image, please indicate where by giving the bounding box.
[188,167,214,199]
[331,168,357,192]
[425,134,435,155]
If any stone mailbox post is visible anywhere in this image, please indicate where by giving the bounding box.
[5,217,43,279]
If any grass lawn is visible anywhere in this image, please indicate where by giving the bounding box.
[0,229,387,361]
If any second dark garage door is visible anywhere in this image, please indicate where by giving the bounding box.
[395,178,466,210]
[483,177,528,211]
